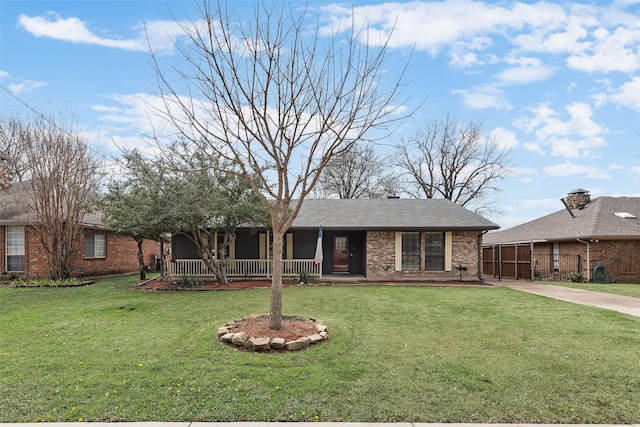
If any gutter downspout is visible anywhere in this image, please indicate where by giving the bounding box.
[576,238,590,282]
[478,230,489,281]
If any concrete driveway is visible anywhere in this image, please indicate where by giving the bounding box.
[493,281,640,318]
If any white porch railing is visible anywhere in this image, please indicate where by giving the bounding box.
[165,258,321,278]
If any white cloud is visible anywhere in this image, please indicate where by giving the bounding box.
[495,56,555,84]
[515,102,607,158]
[321,1,640,75]
[523,142,544,155]
[0,70,9,78]
[544,161,611,178]
[567,27,640,73]
[450,86,511,110]
[8,80,47,95]
[321,1,567,55]
[496,64,554,85]
[610,76,640,111]
[17,13,187,53]
[490,127,519,150]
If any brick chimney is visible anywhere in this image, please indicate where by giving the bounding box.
[565,188,590,210]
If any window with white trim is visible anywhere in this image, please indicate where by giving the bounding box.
[395,231,452,272]
[6,225,25,272]
[85,233,106,258]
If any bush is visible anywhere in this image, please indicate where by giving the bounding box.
[169,273,203,290]
[569,271,585,283]
[12,278,85,287]
[291,270,316,285]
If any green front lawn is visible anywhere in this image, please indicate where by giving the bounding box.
[1,276,639,423]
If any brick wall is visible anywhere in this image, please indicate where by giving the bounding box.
[534,240,640,283]
[1,225,163,279]
[365,230,481,281]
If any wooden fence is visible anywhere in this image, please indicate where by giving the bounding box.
[483,245,581,281]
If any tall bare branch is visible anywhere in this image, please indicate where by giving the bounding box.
[149,1,411,328]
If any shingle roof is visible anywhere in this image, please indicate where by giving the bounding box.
[292,198,499,230]
[0,181,105,227]
[484,196,640,245]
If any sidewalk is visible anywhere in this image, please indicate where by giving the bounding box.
[491,281,640,318]
[3,423,639,427]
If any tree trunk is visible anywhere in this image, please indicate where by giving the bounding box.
[269,229,284,330]
[136,237,146,281]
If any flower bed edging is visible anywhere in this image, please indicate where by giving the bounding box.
[217,317,329,352]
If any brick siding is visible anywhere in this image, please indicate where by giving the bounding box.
[1,225,164,279]
[532,240,640,283]
[365,230,481,281]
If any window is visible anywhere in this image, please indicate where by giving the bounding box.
[85,233,106,258]
[552,242,559,271]
[424,232,444,270]
[6,226,25,272]
[401,232,421,271]
[260,232,292,259]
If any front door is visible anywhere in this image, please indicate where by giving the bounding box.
[333,236,349,273]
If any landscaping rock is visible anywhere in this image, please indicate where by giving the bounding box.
[316,324,327,333]
[308,333,323,344]
[271,338,285,350]
[285,339,303,351]
[217,327,229,337]
[300,336,312,348]
[319,331,328,340]
[220,332,234,343]
[250,337,271,352]
[232,332,249,346]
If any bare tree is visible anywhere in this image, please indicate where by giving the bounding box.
[316,143,401,198]
[3,117,102,279]
[396,115,511,215]
[0,117,29,187]
[150,1,410,328]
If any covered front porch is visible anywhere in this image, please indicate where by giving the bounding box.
[170,228,366,279]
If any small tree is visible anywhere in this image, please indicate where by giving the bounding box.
[2,116,102,279]
[150,1,410,328]
[316,143,401,198]
[100,150,169,280]
[396,115,511,215]
[164,152,270,284]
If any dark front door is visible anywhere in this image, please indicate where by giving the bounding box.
[333,236,349,273]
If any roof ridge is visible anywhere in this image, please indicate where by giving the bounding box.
[586,196,605,236]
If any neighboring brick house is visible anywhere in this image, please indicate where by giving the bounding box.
[1,182,164,279]
[170,198,499,282]
[483,189,640,283]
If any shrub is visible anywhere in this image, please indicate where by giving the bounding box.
[169,273,203,290]
[569,271,585,283]
[291,270,316,285]
[12,278,84,287]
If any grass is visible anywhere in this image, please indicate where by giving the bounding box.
[1,275,639,423]
[539,281,640,299]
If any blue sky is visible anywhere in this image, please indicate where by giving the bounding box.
[1,0,639,230]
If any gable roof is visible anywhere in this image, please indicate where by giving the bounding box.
[291,198,499,231]
[0,181,105,228]
[484,196,640,245]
